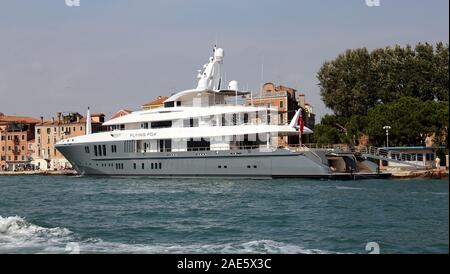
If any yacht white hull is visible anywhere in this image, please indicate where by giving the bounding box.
[56,142,332,178]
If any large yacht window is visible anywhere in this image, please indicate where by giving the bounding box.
[124,140,136,153]
[158,139,172,152]
[187,138,210,151]
[151,121,172,129]
[183,118,198,128]
[164,101,174,108]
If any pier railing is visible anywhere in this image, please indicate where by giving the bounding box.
[355,146,428,169]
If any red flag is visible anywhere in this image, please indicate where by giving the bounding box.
[298,109,304,145]
[298,110,304,134]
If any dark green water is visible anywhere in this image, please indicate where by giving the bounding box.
[0,176,448,254]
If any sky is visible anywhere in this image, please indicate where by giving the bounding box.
[0,0,448,121]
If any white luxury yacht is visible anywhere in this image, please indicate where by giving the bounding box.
[56,46,382,178]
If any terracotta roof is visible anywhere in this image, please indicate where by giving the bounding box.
[90,113,105,117]
[37,117,102,126]
[142,96,169,107]
[110,109,132,120]
[275,85,296,92]
[0,115,40,124]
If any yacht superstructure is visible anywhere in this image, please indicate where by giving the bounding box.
[56,47,382,179]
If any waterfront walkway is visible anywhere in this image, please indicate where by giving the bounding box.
[0,170,77,176]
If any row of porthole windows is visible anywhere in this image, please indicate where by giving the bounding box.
[133,162,162,170]
[218,165,258,169]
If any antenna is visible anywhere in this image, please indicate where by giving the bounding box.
[260,55,265,91]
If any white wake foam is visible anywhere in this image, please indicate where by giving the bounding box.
[0,216,73,253]
[0,216,332,254]
[76,239,331,254]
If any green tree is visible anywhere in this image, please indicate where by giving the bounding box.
[318,43,449,117]
[365,97,448,147]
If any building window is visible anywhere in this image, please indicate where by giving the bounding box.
[159,163,162,169]
[37,129,41,134]
[85,146,90,154]
[142,163,145,169]
[221,114,226,126]
[102,145,106,156]
[94,145,98,157]
[133,163,136,169]
[21,135,25,140]
[279,100,284,109]
[22,145,25,151]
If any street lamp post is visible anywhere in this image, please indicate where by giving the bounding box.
[383,126,391,148]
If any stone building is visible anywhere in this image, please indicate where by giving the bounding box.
[297,93,316,144]
[33,112,105,170]
[248,83,308,146]
[0,113,40,171]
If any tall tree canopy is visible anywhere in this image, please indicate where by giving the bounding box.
[318,43,449,117]
[365,97,448,147]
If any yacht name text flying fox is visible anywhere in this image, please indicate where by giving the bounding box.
[56,46,376,178]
